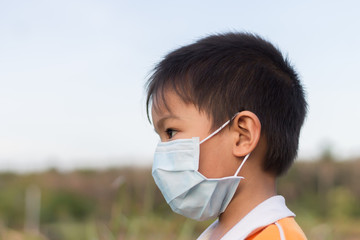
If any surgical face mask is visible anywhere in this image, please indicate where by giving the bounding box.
[152,115,250,221]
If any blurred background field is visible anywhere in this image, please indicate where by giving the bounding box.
[0,154,359,240]
[1,1,360,240]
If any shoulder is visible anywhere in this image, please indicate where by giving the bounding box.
[246,217,307,240]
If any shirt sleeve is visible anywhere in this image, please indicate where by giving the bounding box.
[246,217,307,240]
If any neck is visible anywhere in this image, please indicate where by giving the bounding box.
[210,169,276,239]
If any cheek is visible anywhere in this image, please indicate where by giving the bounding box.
[198,137,235,178]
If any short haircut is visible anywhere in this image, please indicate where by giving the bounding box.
[146,32,307,176]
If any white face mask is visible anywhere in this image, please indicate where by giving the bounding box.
[152,115,250,221]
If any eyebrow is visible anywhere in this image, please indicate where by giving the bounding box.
[154,115,181,133]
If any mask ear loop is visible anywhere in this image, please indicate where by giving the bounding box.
[234,153,250,177]
[200,119,231,144]
[200,113,240,144]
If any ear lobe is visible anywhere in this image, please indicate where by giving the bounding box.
[232,111,261,157]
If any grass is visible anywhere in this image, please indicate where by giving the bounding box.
[1,217,360,240]
[1,159,360,239]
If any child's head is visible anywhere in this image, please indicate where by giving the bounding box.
[146,32,307,176]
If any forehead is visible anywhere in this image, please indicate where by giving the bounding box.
[151,89,211,127]
[151,90,188,119]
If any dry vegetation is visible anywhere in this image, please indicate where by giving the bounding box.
[0,157,359,240]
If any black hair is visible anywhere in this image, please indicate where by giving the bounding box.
[146,32,307,176]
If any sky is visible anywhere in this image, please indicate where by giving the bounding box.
[1,0,359,172]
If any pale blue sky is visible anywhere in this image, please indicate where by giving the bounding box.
[1,0,359,171]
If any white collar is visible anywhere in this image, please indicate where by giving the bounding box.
[197,195,295,240]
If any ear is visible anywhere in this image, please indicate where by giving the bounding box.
[231,111,261,157]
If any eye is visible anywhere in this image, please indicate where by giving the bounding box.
[165,128,177,139]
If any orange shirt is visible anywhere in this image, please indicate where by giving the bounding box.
[197,196,307,240]
[247,217,307,240]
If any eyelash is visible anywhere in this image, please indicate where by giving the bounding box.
[165,128,177,139]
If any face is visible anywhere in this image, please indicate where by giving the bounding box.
[151,91,239,178]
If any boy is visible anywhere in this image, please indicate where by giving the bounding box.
[146,32,307,239]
